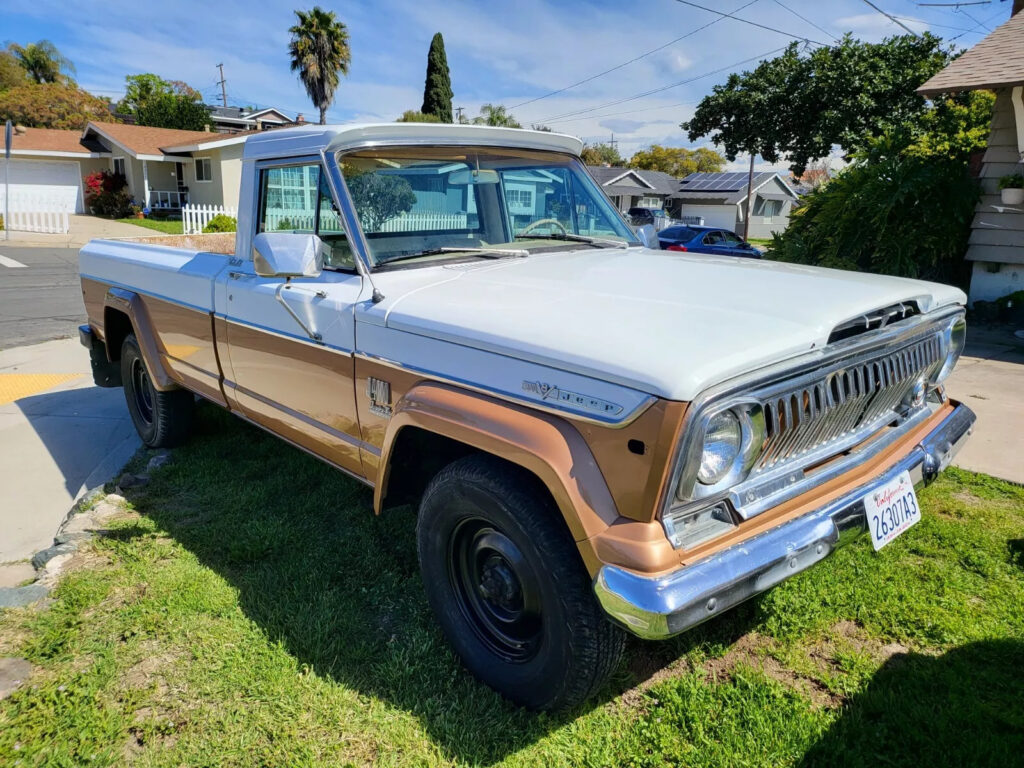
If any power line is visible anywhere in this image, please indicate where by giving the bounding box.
[859,0,922,35]
[537,46,789,124]
[545,99,695,126]
[509,0,760,111]
[671,0,828,45]
[770,0,841,42]
[945,6,1007,39]
[955,7,993,32]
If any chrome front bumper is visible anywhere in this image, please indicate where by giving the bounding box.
[594,403,976,640]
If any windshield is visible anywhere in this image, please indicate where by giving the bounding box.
[337,146,638,267]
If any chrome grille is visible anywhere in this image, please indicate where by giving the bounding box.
[753,334,944,474]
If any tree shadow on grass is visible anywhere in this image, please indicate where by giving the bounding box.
[798,639,1024,768]
[118,403,766,764]
[1008,539,1024,571]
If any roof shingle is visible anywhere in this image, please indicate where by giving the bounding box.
[0,126,105,155]
[917,12,1024,95]
[85,122,216,156]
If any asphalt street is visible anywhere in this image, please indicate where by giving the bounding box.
[0,246,85,350]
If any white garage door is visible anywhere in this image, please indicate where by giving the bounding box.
[0,159,83,213]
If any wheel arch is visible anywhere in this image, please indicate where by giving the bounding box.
[375,382,619,546]
[102,288,177,390]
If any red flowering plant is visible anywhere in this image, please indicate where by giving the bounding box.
[84,170,133,217]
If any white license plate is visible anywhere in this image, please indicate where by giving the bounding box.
[863,470,921,551]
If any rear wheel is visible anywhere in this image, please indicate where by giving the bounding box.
[121,333,193,448]
[417,454,624,711]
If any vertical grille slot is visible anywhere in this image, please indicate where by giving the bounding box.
[755,334,942,474]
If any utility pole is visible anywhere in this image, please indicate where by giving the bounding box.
[454,106,465,123]
[608,133,618,153]
[216,63,228,107]
[742,152,755,241]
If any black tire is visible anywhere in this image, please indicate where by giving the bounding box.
[416,454,624,711]
[121,333,193,448]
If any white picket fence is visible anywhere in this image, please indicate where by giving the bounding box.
[1,194,70,234]
[261,209,469,234]
[182,204,237,234]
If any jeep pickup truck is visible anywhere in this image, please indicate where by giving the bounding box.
[79,123,974,711]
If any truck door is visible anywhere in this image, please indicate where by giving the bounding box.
[218,159,369,479]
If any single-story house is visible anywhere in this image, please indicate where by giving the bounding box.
[207,105,299,134]
[0,121,253,213]
[917,6,1024,305]
[587,166,679,213]
[666,171,799,238]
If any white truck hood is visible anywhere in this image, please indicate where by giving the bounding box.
[369,247,965,402]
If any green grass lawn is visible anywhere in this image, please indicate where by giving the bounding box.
[2,403,1022,766]
[116,218,184,235]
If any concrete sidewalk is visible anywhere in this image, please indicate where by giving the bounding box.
[945,328,1024,485]
[2,215,149,249]
[0,338,139,563]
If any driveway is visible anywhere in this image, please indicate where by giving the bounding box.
[945,327,1024,485]
[3,214,145,248]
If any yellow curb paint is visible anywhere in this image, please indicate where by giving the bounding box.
[0,373,85,405]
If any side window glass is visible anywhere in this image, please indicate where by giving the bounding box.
[257,164,353,270]
[703,231,722,245]
[722,231,741,245]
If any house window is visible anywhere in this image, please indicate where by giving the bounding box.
[639,195,661,208]
[753,198,782,217]
[505,188,534,210]
[195,157,213,182]
[113,158,126,177]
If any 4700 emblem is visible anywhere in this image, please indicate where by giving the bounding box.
[521,380,623,416]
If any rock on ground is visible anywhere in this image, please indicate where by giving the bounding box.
[0,583,50,609]
[0,657,32,700]
[0,562,36,589]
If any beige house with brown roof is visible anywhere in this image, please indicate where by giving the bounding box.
[918,4,1024,304]
[0,121,250,214]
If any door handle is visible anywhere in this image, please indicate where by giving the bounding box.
[228,271,256,280]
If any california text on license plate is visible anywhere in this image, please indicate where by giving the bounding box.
[864,470,921,551]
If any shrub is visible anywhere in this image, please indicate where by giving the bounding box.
[998,173,1024,190]
[770,151,979,289]
[203,214,237,233]
[0,213,4,231]
[84,170,133,218]
[276,217,294,231]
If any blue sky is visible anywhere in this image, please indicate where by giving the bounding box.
[4,0,1013,167]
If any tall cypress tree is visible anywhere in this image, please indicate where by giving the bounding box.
[420,32,453,123]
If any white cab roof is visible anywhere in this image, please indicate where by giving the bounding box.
[242,122,584,160]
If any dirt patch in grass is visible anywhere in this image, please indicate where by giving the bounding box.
[121,642,182,693]
[827,620,909,663]
[619,645,693,709]
[703,633,841,709]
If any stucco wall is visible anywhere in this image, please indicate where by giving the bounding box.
[966,88,1024,305]
[217,143,243,210]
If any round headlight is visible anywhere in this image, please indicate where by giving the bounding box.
[698,410,742,485]
[932,316,966,384]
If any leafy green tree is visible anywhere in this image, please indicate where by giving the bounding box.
[769,94,993,288]
[472,104,521,128]
[420,32,453,122]
[684,34,952,174]
[345,172,416,232]
[7,41,75,84]
[396,109,442,123]
[628,145,725,177]
[531,124,553,132]
[118,74,210,130]
[0,51,30,91]
[580,142,623,166]
[0,82,116,129]
[288,7,351,125]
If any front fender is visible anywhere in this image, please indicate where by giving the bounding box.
[376,382,619,543]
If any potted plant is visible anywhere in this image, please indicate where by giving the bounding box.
[130,204,144,219]
[999,173,1024,205]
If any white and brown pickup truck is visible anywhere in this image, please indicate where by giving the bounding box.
[79,123,974,710]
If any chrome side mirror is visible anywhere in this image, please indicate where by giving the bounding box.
[252,232,324,278]
[635,224,659,249]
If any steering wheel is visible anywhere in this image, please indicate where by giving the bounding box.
[517,218,568,237]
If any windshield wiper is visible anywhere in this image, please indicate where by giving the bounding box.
[379,245,529,266]
[514,232,630,249]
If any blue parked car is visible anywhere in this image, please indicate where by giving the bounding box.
[657,225,761,258]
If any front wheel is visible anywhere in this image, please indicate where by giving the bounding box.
[121,333,193,448]
[416,455,624,711]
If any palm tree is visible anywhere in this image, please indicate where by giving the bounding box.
[472,104,522,129]
[8,40,75,84]
[288,7,351,125]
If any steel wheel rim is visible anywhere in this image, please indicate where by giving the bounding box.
[448,517,543,663]
[131,357,154,425]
